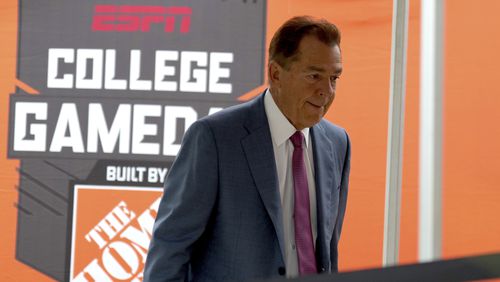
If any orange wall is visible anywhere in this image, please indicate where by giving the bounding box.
[0,1,52,281]
[1,0,500,280]
[442,0,500,259]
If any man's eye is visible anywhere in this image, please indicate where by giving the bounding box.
[307,74,320,80]
[331,76,340,83]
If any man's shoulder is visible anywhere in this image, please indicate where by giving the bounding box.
[318,119,347,137]
[198,95,263,128]
[315,118,350,148]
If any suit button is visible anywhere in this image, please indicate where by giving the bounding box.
[278,267,286,276]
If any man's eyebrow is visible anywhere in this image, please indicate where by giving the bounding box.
[305,66,325,72]
[305,65,343,75]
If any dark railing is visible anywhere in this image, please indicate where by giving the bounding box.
[258,252,500,282]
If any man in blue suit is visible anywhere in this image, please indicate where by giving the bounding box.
[144,16,351,281]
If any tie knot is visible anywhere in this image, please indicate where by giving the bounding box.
[290,131,304,148]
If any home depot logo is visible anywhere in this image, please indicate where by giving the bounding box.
[92,5,192,33]
[69,185,163,281]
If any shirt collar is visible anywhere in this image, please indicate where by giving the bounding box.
[264,89,310,148]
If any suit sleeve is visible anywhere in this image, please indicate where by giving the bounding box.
[330,130,351,272]
[143,120,218,282]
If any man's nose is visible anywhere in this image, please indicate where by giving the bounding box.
[319,79,335,97]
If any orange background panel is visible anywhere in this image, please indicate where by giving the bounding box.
[442,0,500,258]
[1,0,500,281]
[0,1,47,281]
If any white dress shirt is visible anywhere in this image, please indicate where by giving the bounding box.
[263,89,317,278]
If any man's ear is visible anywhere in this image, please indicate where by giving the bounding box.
[268,61,282,86]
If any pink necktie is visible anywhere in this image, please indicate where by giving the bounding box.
[290,131,317,275]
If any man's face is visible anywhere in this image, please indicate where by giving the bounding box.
[269,35,343,130]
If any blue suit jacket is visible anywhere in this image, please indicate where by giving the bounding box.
[144,93,351,281]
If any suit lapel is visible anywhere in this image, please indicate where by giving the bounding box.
[311,122,337,269]
[241,95,285,261]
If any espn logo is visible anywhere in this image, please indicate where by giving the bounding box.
[92,5,192,33]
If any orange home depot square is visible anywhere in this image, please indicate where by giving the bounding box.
[70,185,163,281]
